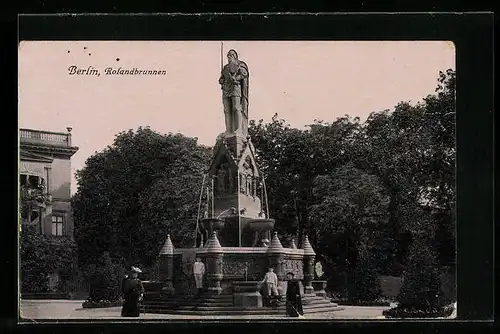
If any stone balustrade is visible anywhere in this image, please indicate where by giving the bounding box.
[20,128,73,147]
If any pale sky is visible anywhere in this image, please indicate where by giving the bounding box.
[18,41,455,195]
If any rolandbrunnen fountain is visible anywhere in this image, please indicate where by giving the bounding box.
[142,49,343,315]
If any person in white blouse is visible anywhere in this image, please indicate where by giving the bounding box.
[261,267,279,297]
[193,258,206,297]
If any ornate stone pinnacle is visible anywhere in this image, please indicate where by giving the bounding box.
[267,231,284,253]
[159,234,174,255]
[205,230,223,253]
[291,239,297,249]
[302,235,316,256]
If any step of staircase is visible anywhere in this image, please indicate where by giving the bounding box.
[143,305,345,316]
[145,303,340,312]
[142,295,344,316]
[143,291,341,313]
[145,295,233,302]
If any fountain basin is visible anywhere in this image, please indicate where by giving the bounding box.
[312,280,327,297]
[247,218,275,231]
[232,281,262,293]
[201,218,225,231]
[142,281,163,292]
[232,281,263,308]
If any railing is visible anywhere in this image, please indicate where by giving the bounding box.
[20,128,72,147]
[59,279,90,294]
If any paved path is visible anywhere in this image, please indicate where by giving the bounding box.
[19,300,390,321]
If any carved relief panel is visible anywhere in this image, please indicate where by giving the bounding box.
[215,160,237,197]
[222,256,267,280]
[240,156,257,197]
[282,259,304,279]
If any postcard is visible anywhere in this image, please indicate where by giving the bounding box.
[18,39,457,322]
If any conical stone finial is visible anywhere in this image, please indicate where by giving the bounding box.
[267,231,284,253]
[290,239,297,249]
[205,231,224,253]
[159,234,174,255]
[302,235,316,256]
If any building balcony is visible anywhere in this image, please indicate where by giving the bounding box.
[20,128,74,148]
[20,128,79,156]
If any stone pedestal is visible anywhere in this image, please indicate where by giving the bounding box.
[312,280,327,297]
[232,281,263,308]
[204,232,224,295]
[267,232,285,296]
[302,235,316,295]
[208,132,265,248]
[158,234,175,296]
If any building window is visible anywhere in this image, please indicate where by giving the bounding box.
[28,175,40,188]
[21,174,27,186]
[52,215,64,236]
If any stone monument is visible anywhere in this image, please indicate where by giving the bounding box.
[208,48,270,248]
[219,49,250,137]
[141,49,343,316]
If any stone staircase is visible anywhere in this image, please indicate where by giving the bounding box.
[143,293,343,316]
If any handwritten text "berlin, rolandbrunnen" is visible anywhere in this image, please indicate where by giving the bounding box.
[68,66,167,77]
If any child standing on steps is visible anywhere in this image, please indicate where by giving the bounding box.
[193,258,205,297]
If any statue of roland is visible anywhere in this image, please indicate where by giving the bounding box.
[218,49,249,137]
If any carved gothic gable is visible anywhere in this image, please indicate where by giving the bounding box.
[237,143,260,178]
[242,156,254,174]
[208,139,238,176]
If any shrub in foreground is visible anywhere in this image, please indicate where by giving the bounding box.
[383,237,448,318]
[82,252,125,308]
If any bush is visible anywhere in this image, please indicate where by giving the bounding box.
[84,252,125,304]
[82,299,123,309]
[20,225,77,293]
[351,256,382,304]
[383,237,446,318]
[382,304,454,318]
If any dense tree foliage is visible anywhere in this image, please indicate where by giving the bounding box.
[250,69,456,301]
[20,184,77,293]
[20,183,50,224]
[20,225,77,293]
[72,127,212,270]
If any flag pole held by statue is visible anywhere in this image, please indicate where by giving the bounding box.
[220,42,223,71]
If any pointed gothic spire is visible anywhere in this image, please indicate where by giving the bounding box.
[302,235,316,256]
[159,234,174,255]
[267,231,284,253]
[290,239,297,249]
[205,231,224,253]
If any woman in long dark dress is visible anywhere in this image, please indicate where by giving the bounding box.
[121,267,145,317]
[285,272,304,317]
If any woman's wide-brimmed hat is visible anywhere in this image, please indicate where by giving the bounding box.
[131,266,142,273]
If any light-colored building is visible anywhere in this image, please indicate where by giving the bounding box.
[20,127,79,238]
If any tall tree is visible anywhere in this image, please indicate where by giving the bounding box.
[72,127,211,269]
[249,114,363,247]
[309,163,390,274]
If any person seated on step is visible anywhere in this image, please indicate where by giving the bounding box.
[260,267,279,306]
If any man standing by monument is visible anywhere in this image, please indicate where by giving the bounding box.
[193,257,206,297]
[261,267,279,304]
[218,49,249,136]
